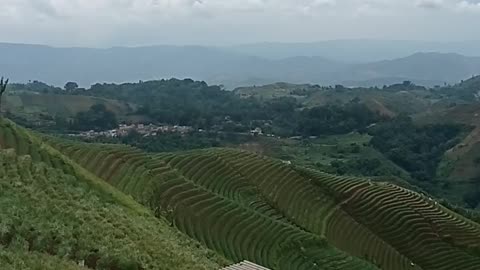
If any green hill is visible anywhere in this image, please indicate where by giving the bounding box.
[2,118,480,269]
[0,118,228,270]
[4,94,133,116]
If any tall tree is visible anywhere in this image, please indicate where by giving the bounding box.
[64,81,78,92]
[0,77,9,115]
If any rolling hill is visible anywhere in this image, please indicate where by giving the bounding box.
[1,117,479,269]
[234,82,434,117]
[3,94,134,117]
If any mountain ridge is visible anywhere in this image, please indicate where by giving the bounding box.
[1,43,480,88]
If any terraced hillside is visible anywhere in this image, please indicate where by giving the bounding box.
[0,119,228,270]
[46,138,376,270]
[45,135,480,269]
[2,118,480,269]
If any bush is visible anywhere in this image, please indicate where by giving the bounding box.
[464,191,480,209]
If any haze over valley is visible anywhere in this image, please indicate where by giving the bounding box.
[2,41,480,88]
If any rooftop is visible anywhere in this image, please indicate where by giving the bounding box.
[220,261,270,270]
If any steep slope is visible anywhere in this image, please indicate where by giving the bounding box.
[46,137,480,269]
[46,139,376,270]
[414,96,480,205]
[0,118,228,269]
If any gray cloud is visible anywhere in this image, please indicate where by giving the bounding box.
[416,0,445,9]
[0,0,479,47]
[457,0,480,9]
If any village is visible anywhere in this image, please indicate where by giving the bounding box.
[71,123,269,139]
[71,123,195,138]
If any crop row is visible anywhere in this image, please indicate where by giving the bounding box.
[44,137,480,270]
[298,167,480,270]
[0,148,226,270]
[49,141,377,269]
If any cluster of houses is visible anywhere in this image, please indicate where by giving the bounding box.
[72,123,194,138]
[70,122,273,139]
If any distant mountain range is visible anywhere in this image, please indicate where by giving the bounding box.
[1,42,480,88]
[229,40,480,62]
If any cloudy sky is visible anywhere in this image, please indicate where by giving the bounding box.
[0,0,479,47]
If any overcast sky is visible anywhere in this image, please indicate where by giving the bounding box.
[0,0,479,47]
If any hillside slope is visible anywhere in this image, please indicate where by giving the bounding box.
[4,94,133,116]
[46,137,480,269]
[2,118,480,269]
[0,118,228,270]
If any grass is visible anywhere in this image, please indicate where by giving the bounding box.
[260,133,410,179]
[0,249,84,270]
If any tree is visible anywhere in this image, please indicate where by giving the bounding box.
[71,104,118,131]
[0,77,9,115]
[402,80,412,87]
[64,82,79,92]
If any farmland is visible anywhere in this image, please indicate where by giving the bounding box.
[2,77,480,269]
[0,119,467,269]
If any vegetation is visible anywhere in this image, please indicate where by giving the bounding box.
[4,76,480,268]
[0,249,84,270]
[8,77,480,208]
[0,119,228,270]
[297,101,381,136]
[63,79,382,137]
[46,134,480,269]
[8,81,62,94]
[0,77,8,113]
[78,79,266,130]
[369,115,464,181]
[64,82,79,92]
[89,130,251,152]
[262,133,408,180]
[70,104,118,131]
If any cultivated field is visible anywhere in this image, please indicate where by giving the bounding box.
[1,118,480,269]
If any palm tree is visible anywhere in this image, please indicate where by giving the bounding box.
[0,77,9,115]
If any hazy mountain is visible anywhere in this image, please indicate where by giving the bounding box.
[1,43,480,88]
[0,43,344,88]
[341,77,447,88]
[340,52,480,87]
[229,40,480,62]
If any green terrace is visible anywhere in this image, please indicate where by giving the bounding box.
[1,118,480,269]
